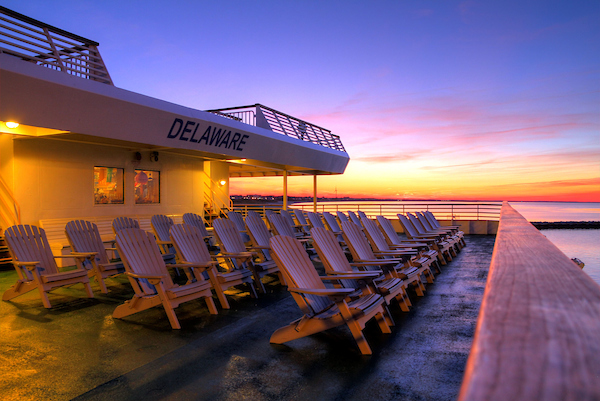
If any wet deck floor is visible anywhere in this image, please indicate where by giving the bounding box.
[0,235,495,401]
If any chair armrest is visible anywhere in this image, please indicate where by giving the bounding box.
[247,245,270,250]
[125,271,163,280]
[155,240,173,245]
[289,287,355,296]
[105,247,117,252]
[65,252,98,258]
[168,261,219,269]
[353,259,402,265]
[221,251,255,258]
[14,261,40,270]
[323,271,381,280]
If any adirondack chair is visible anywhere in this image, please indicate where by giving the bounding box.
[306,211,325,230]
[397,214,453,265]
[169,224,255,309]
[112,216,139,234]
[65,220,125,293]
[361,218,435,283]
[357,210,369,222]
[311,227,410,312]
[226,211,251,243]
[341,221,425,296]
[336,211,349,224]
[3,225,94,308]
[419,211,466,248]
[293,209,312,235]
[244,213,284,285]
[376,215,442,271]
[280,209,305,238]
[408,213,460,256]
[115,227,218,329]
[212,218,270,294]
[347,211,363,227]
[269,234,392,355]
[182,212,218,253]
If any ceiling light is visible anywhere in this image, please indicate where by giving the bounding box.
[5,122,19,128]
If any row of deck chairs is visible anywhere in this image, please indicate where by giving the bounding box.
[2,209,464,354]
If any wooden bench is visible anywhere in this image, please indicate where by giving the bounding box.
[39,214,183,266]
[459,202,600,400]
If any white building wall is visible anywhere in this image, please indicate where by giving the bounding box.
[8,137,223,225]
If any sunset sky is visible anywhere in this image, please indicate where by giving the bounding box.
[4,1,599,202]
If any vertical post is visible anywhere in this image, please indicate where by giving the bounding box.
[313,175,318,213]
[283,170,288,210]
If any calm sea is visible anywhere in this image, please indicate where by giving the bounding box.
[510,202,600,285]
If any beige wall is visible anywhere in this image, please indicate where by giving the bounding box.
[7,136,226,225]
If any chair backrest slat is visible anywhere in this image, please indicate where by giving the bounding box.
[212,218,246,253]
[311,227,352,274]
[347,211,362,227]
[66,220,110,265]
[270,235,333,314]
[361,218,391,252]
[376,215,401,246]
[182,213,211,238]
[397,214,420,238]
[268,213,296,238]
[112,217,139,234]
[341,221,376,261]
[5,225,59,276]
[170,224,211,268]
[116,228,172,293]
[322,212,341,233]
[306,212,325,229]
[336,211,349,224]
[151,215,174,242]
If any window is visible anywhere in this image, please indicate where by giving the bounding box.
[94,167,124,204]
[134,169,160,204]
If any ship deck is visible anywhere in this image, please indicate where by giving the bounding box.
[0,235,495,401]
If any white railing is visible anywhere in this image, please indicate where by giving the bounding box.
[232,201,502,222]
[206,104,346,152]
[0,6,113,85]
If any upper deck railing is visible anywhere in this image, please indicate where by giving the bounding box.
[459,202,600,400]
[0,6,113,85]
[206,104,346,152]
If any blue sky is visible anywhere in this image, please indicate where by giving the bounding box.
[3,0,599,200]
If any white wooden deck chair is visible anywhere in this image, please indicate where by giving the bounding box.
[407,213,460,256]
[112,216,139,234]
[280,209,307,239]
[397,214,453,265]
[419,211,466,248]
[341,221,425,297]
[269,234,392,355]
[322,212,343,236]
[311,227,410,312]
[244,213,284,285]
[293,209,312,235]
[361,218,435,284]
[376,215,442,270]
[3,225,94,308]
[246,210,262,219]
[182,212,215,247]
[212,218,265,295]
[226,211,251,243]
[306,211,326,230]
[336,211,349,224]
[170,224,254,309]
[357,210,369,222]
[65,220,125,293]
[114,228,217,329]
[347,211,363,227]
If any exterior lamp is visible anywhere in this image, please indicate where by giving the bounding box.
[5,122,19,129]
[219,180,227,186]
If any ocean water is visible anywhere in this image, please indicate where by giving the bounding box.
[509,202,600,222]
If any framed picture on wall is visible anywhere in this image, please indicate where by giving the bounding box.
[94,166,124,204]
[134,169,160,204]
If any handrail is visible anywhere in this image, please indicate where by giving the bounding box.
[205,104,346,152]
[0,172,20,230]
[0,6,113,85]
[201,172,232,222]
[290,201,502,221]
[459,202,600,401]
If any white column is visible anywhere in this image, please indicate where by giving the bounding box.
[283,170,288,210]
[313,175,317,212]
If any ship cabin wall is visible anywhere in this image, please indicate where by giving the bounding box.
[1,134,229,226]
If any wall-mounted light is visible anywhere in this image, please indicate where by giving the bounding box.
[150,151,159,162]
[219,180,227,186]
[240,158,247,161]
[5,121,19,129]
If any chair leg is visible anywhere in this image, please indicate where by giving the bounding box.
[1,280,36,301]
[380,305,394,329]
[205,297,218,315]
[83,281,94,298]
[39,288,52,309]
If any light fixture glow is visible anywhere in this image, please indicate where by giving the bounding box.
[240,159,247,161]
[219,180,227,186]
[5,122,19,129]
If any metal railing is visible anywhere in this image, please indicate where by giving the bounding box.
[0,6,113,85]
[233,201,502,222]
[206,104,346,152]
